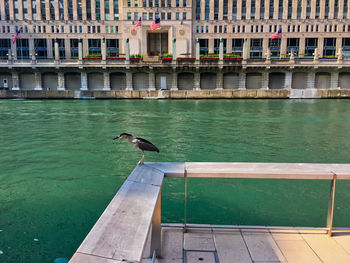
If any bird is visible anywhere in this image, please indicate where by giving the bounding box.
[113,133,159,164]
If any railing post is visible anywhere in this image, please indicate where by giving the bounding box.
[327,173,337,237]
[151,192,161,257]
[184,168,188,233]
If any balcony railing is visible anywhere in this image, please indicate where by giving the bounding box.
[70,162,350,263]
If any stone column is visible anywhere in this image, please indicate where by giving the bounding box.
[126,38,130,62]
[280,38,287,58]
[262,38,269,59]
[12,72,20,90]
[7,49,13,64]
[307,71,315,89]
[65,38,71,59]
[337,48,343,64]
[313,47,319,64]
[196,38,200,61]
[47,39,53,59]
[31,49,36,64]
[57,72,65,90]
[148,70,156,90]
[216,70,223,90]
[103,72,111,90]
[81,72,88,90]
[243,38,248,63]
[208,39,214,54]
[54,39,60,62]
[284,71,292,89]
[171,70,178,90]
[261,71,269,89]
[78,39,83,62]
[330,72,339,89]
[194,71,200,90]
[172,38,176,61]
[102,37,106,63]
[219,38,224,61]
[238,72,246,90]
[299,38,305,58]
[318,38,324,58]
[126,71,133,90]
[34,72,42,90]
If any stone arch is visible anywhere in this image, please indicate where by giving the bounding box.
[133,72,149,90]
[110,72,126,90]
[65,72,81,90]
[339,72,350,89]
[315,72,331,89]
[178,72,194,90]
[200,72,217,90]
[223,73,239,89]
[269,72,285,89]
[155,72,172,90]
[292,72,308,89]
[19,73,35,90]
[246,73,262,89]
[88,72,104,90]
[42,72,58,90]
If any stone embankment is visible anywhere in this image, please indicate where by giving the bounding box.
[1,89,350,99]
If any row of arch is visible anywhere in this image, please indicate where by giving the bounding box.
[1,72,350,90]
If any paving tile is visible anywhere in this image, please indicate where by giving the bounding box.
[241,229,270,234]
[276,240,322,263]
[214,233,252,263]
[142,259,182,263]
[185,251,216,263]
[242,232,286,262]
[212,228,240,235]
[184,231,215,251]
[270,229,303,241]
[302,233,350,262]
[332,231,350,255]
[161,228,184,259]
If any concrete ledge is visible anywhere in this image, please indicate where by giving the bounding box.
[1,89,350,99]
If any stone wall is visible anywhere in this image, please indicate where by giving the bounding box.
[2,89,350,99]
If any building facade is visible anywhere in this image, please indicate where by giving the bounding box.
[0,0,350,94]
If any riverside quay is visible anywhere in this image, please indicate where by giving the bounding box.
[0,0,350,99]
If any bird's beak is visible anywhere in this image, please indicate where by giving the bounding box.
[113,136,120,140]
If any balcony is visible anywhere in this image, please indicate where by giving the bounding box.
[70,162,350,263]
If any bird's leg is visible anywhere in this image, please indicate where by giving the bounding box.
[138,150,145,165]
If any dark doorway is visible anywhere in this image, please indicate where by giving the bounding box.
[147,32,168,56]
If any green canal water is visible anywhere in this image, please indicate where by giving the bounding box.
[1,99,350,262]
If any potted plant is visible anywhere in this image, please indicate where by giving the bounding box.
[176,56,196,63]
[223,53,243,62]
[130,54,141,62]
[200,54,219,62]
[159,53,172,63]
[107,54,126,60]
[83,53,102,59]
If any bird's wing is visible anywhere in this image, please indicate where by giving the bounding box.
[136,137,160,152]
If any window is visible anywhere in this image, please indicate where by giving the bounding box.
[52,39,66,59]
[68,0,73,20]
[107,39,119,56]
[167,13,171,19]
[196,26,199,33]
[41,0,46,20]
[287,38,299,56]
[214,38,226,54]
[96,0,101,20]
[143,12,147,20]
[34,39,48,59]
[206,26,209,33]
[70,39,79,58]
[161,12,165,20]
[205,0,210,20]
[214,0,219,20]
[114,0,119,20]
[105,0,110,20]
[176,12,179,20]
[232,39,243,56]
[127,12,132,20]
[232,0,237,19]
[0,39,11,59]
[77,0,82,20]
[88,39,101,55]
[196,0,201,19]
[59,0,64,20]
[149,13,153,20]
[250,38,263,58]
[199,39,209,55]
[183,12,186,20]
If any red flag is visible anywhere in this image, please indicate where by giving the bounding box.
[132,18,141,32]
[271,28,282,40]
[12,28,21,44]
[150,18,160,31]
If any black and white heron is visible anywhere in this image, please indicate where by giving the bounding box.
[113,133,159,164]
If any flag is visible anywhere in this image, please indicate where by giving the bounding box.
[132,17,142,32]
[12,28,22,44]
[271,27,282,39]
[151,18,160,31]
